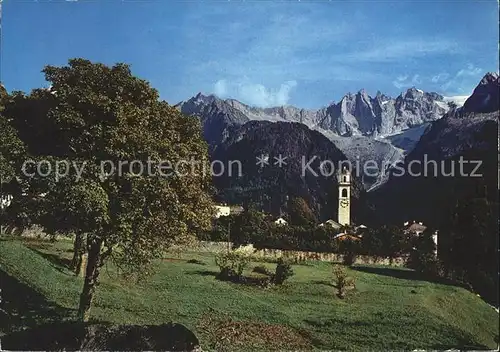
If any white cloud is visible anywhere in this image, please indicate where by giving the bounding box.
[392,74,421,89]
[440,64,483,94]
[214,79,228,97]
[456,63,482,77]
[212,79,298,107]
[431,72,450,83]
[347,40,460,63]
[178,5,479,105]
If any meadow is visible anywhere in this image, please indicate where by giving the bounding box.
[0,236,498,351]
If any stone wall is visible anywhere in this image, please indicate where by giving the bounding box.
[252,247,406,266]
[195,241,406,267]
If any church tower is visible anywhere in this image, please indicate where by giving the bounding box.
[338,167,351,225]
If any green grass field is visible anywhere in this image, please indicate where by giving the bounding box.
[0,236,498,351]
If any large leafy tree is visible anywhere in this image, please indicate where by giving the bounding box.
[0,86,24,185]
[359,225,409,261]
[231,207,269,247]
[0,85,26,233]
[5,59,214,321]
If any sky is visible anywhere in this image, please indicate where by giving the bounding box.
[1,0,498,109]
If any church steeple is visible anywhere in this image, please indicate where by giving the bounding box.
[338,167,351,225]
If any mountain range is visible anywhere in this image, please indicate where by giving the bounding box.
[176,72,499,222]
[177,87,449,139]
[176,85,452,190]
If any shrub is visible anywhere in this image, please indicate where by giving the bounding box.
[332,264,356,299]
[233,244,256,256]
[406,232,441,276]
[215,251,251,282]
[273,258,294,285]
[338,237,359,266]
[406,250,441,276]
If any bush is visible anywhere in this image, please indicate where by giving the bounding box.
[332,264,356,299]
[215,251,250,282]
[406,250,441,276]
[406,232,440,276]
[273,258,294,285]
[338,237,359,266]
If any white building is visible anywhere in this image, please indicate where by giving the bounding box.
[0,195,13,210]
[214,205,231,218]
[404,221,427,235]
[319,219,342,230]
[274,217,288,226]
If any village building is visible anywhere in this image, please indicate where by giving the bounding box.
[404,221,427,235]
[274,217,288,226]
[214,205,231,218]
[319,219,343,230]
[229,205,244,215]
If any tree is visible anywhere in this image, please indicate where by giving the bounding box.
[0,86,27,233]
[231,207,268,247]
[406,228,439,275]
[337,236,360,266]
[377,225,409,263]
[5,59,214,321]
[360,227,384,259]
[288,197,317,227]
[439,197,498,304]
[0,86,25,187]
[209,214,236,242]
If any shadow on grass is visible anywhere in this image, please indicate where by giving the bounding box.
[25,246,73,274]
[188,270,218,277]
[187,270,273,288]
[1,321,200,351]
[351,265,466,288]
[430,342,492,351]
[186,259,206,265]
[311,280,333,287]
[0,268,75,335]
[0,268,200,350]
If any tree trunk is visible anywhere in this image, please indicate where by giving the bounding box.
[77,237,103,322]
[70,232,85,275]
[79,253,88,278]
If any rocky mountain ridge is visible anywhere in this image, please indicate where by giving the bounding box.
[176,86,451,189]
[176,87,449,138]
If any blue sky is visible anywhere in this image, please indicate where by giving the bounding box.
[1,0,498,109]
